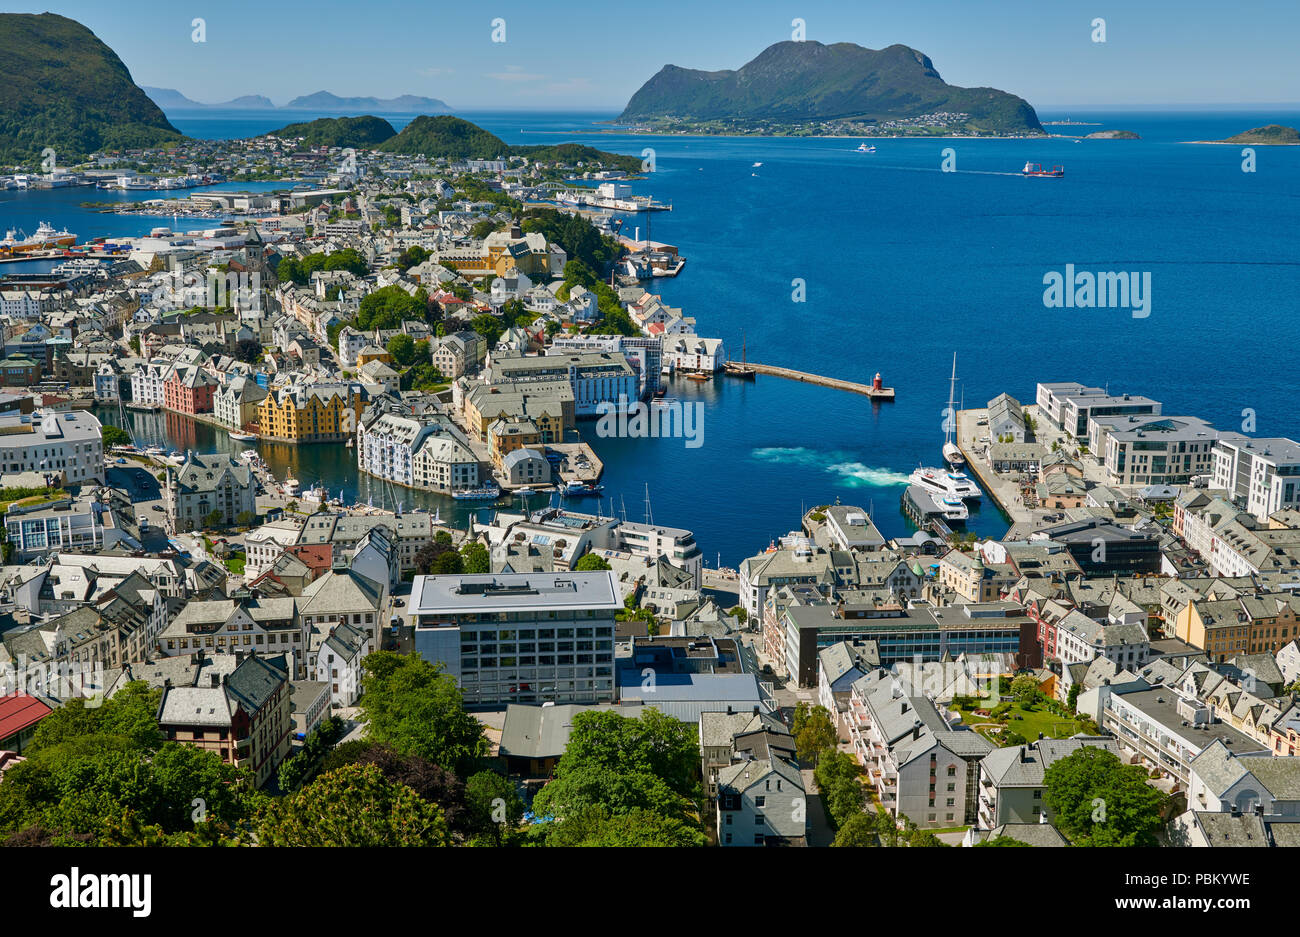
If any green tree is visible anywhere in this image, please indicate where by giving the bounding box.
[532,709,702,834]
[1067,683,1081,712]
[101,425,131,449]
[794,705,838,764]
[358,652,488,776]
[470,314,502,347]
[386,333,416,367]
[236,510,256,527]
[574,553,611,571]
[203,509,224,529]
[832,810,879,846]
[460,541,490,574]
[541,805,704,847]
[1042,746,1168,846]
[432,550,465,574]
[1010,673,1040,707]
[257,763,450,846]
[465,770,523,844]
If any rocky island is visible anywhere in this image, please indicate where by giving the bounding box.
[618,40,1044,137]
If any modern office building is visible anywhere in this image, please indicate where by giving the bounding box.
[0,410,103,485]
[409,571,622,706]
[1212,436,1300,522]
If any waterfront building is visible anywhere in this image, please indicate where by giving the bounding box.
[165,452,256,532]
[157,654,292,789]
[93,360,121,402]
[461,381,571,442]
[256,381,364,443]
[1211,436,1300,522]
[130,358,172,406]
[485,351,636,418]
[1035,382,1162,437]
[163,363,218,416]
[820,505,887,552]
[548,333,662,397]
[0,410,103,485]
[213,375,268,430]
[986,393,1027,443]
[408,571,621,706]
[1090,414,1237,486]
[662,335,727,374]
[502,447,551,486]
[356,407,481,493]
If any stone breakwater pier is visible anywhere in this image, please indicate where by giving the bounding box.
[745,364,896,399]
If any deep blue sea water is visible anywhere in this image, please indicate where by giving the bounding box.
[8,109,1300,565]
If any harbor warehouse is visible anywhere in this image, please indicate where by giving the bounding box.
[408,571,622,706]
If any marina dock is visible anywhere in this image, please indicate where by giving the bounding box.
[745,363,896,399]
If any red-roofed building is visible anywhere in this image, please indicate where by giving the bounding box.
[0,694,53,753]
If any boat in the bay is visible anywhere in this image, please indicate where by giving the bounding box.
[562,480,605,498]
[452,482,502,501]
[228,430,257,442]
[856,143,877,153]
[909,466,982,501]
[1021,162,1064,177]
[943,352,965,469]
[1,222,77,253]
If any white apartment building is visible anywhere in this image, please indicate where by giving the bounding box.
[1212,436,1300,522]
[130,358,172,406]
[0,410,104,485]
[244,520,305,579]
[356,409,481,493]
[662,335,727,374]
[1092,414,1238,486]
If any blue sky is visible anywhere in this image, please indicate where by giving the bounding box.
[15,0,1300,110]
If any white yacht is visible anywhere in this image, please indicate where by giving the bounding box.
[909,466,982,501]
[932,493,969,522]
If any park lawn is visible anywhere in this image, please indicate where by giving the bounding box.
[957,702,1088,745]
[224,555,245,575]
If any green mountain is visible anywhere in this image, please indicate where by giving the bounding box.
[376,116,509,158]
[619,41,1042,133]
[270,115,398,148]
[1220,124,1300,145]
[0,13,182,166]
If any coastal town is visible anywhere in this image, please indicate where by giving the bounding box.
[0,122,1298,856]
[0,17,1295,912]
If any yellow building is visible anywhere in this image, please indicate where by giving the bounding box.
[355,345,392,367]
[434,227,553,281]
[463,382,571,442]
[257,382,365,443]
[488,418,543,469]
[1175,593,1300,660]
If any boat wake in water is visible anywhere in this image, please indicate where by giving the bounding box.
[751,447,912,488]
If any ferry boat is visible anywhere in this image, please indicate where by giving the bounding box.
[1,222,77,253]
[452,482,502,501]
[228,430,257,442]
[901,485,968,527]
[283,475,300,497]
[856,143,877,153]
[1021,162,1064,177]
[909,466,983,501]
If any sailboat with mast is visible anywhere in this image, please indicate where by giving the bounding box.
[723,331,756,379]
[943,352,965,469]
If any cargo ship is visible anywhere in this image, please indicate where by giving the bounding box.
[0,222,77,253]
[1021,162,1065,177]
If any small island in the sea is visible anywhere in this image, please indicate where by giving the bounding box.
[1191,124,1300,145]
[1083,130,1140,139]
[618,40,1045,138]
